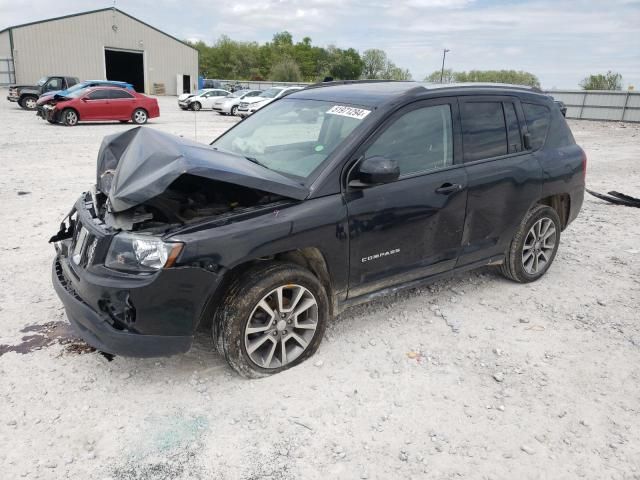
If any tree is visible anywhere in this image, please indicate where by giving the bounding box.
[270,56,303,82]
[422,69,540,87]
[328,47,364,80]
[580,71,622,90]
[424,69,455,83]
[361,49,388,79]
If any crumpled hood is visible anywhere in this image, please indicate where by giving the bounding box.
[96,127,309,213]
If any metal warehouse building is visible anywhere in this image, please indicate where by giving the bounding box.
[0,7,198,95]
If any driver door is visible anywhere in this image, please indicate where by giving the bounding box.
[345,98,468,298]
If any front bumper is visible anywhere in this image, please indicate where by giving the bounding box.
[52,259,193,357]
[50,196,224,357]
[7,95,18,102]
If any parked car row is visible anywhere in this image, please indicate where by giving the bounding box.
[7,75,160,126]
[177,85,304,118]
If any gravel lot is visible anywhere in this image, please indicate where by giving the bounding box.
[0,93,639,480]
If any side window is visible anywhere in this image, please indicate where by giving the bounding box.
[504,102,522,153]
[461,101,508,162]
[45,78,62,91]
[365,104,453,176]
[87,90,109,100]
[522,103,551,150]
[109,89,134,99]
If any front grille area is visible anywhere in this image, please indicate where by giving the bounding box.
[55,259,84,303]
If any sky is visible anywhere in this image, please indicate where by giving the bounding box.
[1,0,639,89]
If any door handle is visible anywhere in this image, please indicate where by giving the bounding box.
[435,183,463,194]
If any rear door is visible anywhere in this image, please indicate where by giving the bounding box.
[80,89,111,120]
[346,98,468,298]
[107,89,136,118]
[456,96,543,267]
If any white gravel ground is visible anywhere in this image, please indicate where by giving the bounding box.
[0,93,639,480]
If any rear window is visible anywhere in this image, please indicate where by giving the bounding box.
[461,102,508,162]
[109,89,134,99]
[522,103,550,150]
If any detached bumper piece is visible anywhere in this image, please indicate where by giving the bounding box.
[587,189,640,208]
[52,259,193,357]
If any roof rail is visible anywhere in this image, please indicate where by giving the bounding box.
[303,79,409,90]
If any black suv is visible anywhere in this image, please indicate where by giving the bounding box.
[51,81,586,377]
[8,75,79,110]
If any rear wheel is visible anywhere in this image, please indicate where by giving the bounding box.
[191,102,201,111]
[61,108,78,126]
[21,96,38,110]
[131,108,148,124]
[501,204,561,283]
[213,263,328,378]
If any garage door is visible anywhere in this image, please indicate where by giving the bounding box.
[104,48,144,93]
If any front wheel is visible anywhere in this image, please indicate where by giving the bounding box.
[131,108,148,124]
[191,102,201,111]
[230,105,238,116]
[21,96,38,110]
[213,263,329,378]
[501,204,561,283]
[61,108,78,126]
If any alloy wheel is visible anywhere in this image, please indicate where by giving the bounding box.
[244,284,319,369]
[522,217,556,274]
[25,97,37,109]
[65,110,78,126]
[134,110,147,124]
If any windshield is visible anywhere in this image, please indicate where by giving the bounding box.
[212,99,369,180]
[61,87,92,99]
[62,83,88,94]
[260,88,283,99]
[37,77,48,86]
[230,90,248,98]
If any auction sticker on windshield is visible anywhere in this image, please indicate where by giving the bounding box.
[326,105,371,120]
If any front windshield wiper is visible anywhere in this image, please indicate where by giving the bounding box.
[244,156,270,169]
[211,146,271,170]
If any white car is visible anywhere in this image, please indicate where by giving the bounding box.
[177,89,216,110]
[236,86,304,118]
[184,89,231,111]
[212,90,263,116]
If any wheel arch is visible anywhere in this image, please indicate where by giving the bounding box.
[199,247,335,331]
[537,193,570,230]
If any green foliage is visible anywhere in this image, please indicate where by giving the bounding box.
[270,56,303,82]
[580,71,623,90]
[189,32,377,82]
[361,49,412,80]
[423,69,540,88]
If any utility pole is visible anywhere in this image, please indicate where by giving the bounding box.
[440,49,450,83]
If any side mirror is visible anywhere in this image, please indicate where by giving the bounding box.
[523,133,532,150]
[352,156,400,186]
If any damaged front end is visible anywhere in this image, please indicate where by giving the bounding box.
[50,127,306,356]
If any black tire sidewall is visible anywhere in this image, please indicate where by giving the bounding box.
[511,205,561,282]
[217,263,329,378]
[231,105,238,116]
[191,102,201,111]
[21,96,37,109]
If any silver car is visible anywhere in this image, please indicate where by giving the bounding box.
[237,87,304,118]
[212,90,263,116]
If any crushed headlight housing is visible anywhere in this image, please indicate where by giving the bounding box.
[105,233,183,273]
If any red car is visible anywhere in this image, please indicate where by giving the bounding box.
[42,86,159,126]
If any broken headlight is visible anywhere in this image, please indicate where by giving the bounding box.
[105,233,183,273]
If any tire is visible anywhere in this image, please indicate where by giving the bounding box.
[20,96,38,110]
[501,204,561,283]
[213,262,329,378]
[230,105,238,116]
[61,108,79,126]
[131,108,148,125]
[191,102,201,111]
